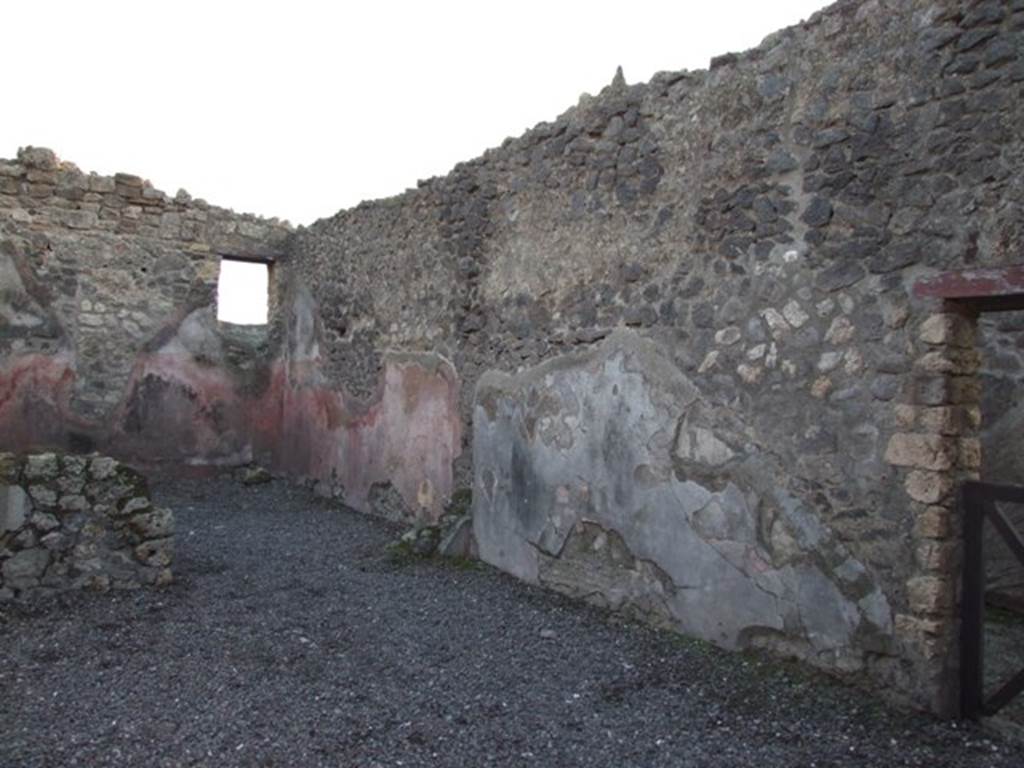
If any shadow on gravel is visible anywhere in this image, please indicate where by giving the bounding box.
[985,607,1024,728]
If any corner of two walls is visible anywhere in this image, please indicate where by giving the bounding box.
[0,146,291,470]
[0,144,463,523]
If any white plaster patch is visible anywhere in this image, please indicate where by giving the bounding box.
[675,427,735,467]
[782,300,810,329]
[697,350,720,374]
[760,308,790,338]
[0,485,29,532]
[825,316,855,345]
[817,351,843,373]
[714,326,742,346]
[737,364,763,384]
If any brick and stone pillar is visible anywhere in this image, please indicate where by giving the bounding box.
[896,265,1024,714]
[886,309,980,715]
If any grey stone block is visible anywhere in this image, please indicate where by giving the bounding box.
[0,485,29,532]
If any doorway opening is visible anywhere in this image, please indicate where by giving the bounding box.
[916,266,1024,723]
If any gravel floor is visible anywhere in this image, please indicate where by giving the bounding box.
[985,609,1024,726]
[1,477,1022,768]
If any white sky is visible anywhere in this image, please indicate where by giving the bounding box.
[4,1,830,228]
[217,260,268,324]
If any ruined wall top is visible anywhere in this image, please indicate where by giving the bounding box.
[0,145,294,440]
[0,146,291,261]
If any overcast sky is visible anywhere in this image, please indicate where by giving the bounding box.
[4,1,830,227]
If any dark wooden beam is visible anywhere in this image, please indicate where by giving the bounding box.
[960,483,985,719]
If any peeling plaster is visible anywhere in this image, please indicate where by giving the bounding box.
[473,330,893,670]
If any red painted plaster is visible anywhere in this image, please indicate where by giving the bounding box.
[274,356,462,521]
[106,352,264,466]
[914,265,1024,300]
[2,340,461,524]
[0,353,77,452]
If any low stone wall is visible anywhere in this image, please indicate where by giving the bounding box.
[0,452,173,600]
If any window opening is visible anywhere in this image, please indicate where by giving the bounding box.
[216,258,269,325]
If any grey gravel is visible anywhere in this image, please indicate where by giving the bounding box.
[1,477,1021,768]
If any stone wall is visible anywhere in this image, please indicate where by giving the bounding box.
[2,0,1022,716]
[0,452,173,600]
[286,0,1024,713]
[0,146,291,466]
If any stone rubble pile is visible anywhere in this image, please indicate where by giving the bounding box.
[0,452,173,600]
[389,491,475,559]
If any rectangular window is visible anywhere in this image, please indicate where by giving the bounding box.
[216,258,269,325]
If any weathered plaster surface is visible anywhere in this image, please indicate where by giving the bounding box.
[277,355,460,521]
[105,307,278,467]
[275,285,462,521]
[474,331,893,670]
[0,352,77,450]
